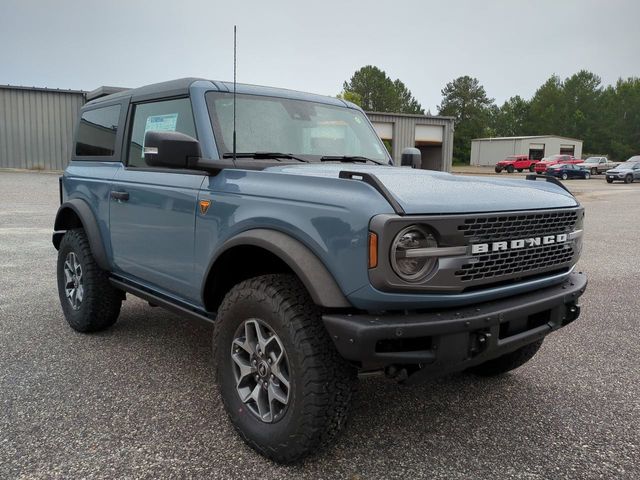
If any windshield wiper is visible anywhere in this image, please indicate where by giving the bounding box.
[222,152,308,162]
[320,155,383,165]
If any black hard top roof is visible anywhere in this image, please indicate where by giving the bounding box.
[83,77,352,110]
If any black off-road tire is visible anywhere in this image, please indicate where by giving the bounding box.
[494,166,502,173]
[56,229,122,332]
[506,165,515,173]
[467,339,544,377]
[212,274,357,463]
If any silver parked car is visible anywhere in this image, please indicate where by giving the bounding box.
[605,157,640,183]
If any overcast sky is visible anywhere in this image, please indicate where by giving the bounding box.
[1,0,638,112]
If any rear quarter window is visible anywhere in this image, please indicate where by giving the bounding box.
[75,105,121,157]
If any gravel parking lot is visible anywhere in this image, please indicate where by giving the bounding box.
[1,171,638,479]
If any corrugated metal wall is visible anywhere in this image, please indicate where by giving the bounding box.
[0,86,85,171]
[366,112,455,171]
[470,136,584,166]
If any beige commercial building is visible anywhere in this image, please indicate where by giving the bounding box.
[470,135,583,166]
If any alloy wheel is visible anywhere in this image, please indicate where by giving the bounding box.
[231,319,290,423]
[63,252,84,310]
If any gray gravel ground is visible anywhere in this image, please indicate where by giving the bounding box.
[1,171,638,479]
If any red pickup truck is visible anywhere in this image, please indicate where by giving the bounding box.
[494,155,538,173]
[534,154,583,174]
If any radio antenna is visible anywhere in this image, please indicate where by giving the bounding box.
[232,25,237,166]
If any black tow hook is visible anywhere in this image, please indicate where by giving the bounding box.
[470,330,491,356]
[563,304,581,326]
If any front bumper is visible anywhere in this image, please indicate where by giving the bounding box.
[323,272,587,381]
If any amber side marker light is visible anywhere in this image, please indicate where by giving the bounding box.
[368,232,378,268]
[199,200,212,215]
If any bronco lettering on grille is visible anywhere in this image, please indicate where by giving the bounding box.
[471,234,568,255]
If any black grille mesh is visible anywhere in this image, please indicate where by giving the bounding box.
[456,243,574,282]
[458,210,578,243]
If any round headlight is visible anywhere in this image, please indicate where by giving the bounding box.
[390,225,438,281]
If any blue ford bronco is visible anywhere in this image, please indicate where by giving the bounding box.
[53,78,587,463]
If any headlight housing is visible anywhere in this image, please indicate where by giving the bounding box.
[390,225,438,281]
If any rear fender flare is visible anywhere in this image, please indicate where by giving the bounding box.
[53,199,109,271]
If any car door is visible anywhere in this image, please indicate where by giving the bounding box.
[634,163,640,180]
[109,97,207,301]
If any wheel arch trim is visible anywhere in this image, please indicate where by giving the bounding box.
[53,199,110,271]
[202,229,351,309]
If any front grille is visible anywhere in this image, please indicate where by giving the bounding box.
[458,210,578,243]
[455,242,574,282]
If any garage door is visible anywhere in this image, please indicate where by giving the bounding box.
[415,125,443,143]
[372,122,393,140]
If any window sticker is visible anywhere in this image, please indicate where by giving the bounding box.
[142,113,178,156]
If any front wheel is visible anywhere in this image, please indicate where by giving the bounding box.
[56,229,122,332]
[529,164,536,172]
[494,166,502,173]
[467,339,544,376]
[606,178,614,183]
[213,274,357,463]
[561,173,568,180]
[506,165,515,173]
[625,174,633,184]
[591,168,597,175]
[584,172,591,180]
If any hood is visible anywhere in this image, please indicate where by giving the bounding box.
[609,164,636,172]
[265,164,578,214]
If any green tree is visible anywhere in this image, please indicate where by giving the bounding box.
[342,65,424,114]
[491,95,530,137]
[438,76,495,163]
[605,77,640,160]
[526,75,565,135]
[336,90,362,106]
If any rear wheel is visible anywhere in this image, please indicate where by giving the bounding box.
[625,174,633,184]
[467,340,544,376]
[213,274,357,463]
[56,229,122,332]
[506,165,515,173]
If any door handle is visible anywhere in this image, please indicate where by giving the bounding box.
[110,191,129,201]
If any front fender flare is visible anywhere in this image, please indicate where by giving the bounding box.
[53,199,109,271]
[203,229,351,308]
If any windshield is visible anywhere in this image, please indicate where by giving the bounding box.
[584,157,599,163]
[206,92,390,163]
[617,161,639,169]
[626,155,640,162]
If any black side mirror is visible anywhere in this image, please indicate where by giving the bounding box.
[401,147,421,168]
[144,131,201,169]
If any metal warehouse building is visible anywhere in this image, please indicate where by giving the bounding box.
[470,135,583,166]
[0,85,85,170]
[0,84,455,172]
[368,112,455,171]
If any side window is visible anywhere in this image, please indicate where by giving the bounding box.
[75,105,121,157]
[127,98,197,167]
